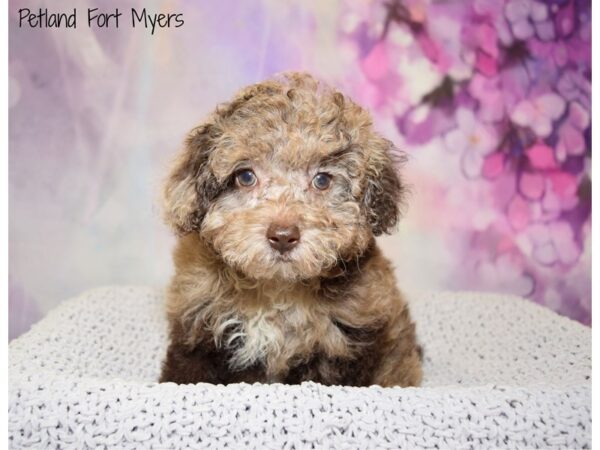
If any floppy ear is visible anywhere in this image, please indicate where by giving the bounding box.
[362,138,406,236]
[162,123,222,234]
[163,82,284,234]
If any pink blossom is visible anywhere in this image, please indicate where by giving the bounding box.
[475,252,535,297]
[399,103,457,145]
[428,13,472,76]
[529,34,590,69]
[547,172,578,201]
[538,172,579,216]
[507,195,531,230]
[528,40,569,68]
[473,22,499,58]
[482,152,505,179]
[504,0,552,40]
[519,172,545,200]
[361,43,390,82]
[554,0,575,37]
[526,142,558,170]
[556,101,589,160]
[505,0,533,39]
[473,0,513,45]
[444,108,498,178]
[469,73,504,122]
[510,93,566,137]
[462,22,500,76]
[527,221,580,266]
[499,64,530,112]
[405,0,428,23]
[475,51,498,77]
[557,70,591,111]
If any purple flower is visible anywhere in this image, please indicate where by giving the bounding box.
[475,252,535,297]
[505,0,554,40]
[510,93,566,137]
[553,0,576,38]
[469,73,504,122]
[397,103,457,145]
[556,101,589,160]
[473,0,514,46]
[338,0,591,324]
[527,221,580,265]
[557,69,591,111]
[444,108,498,178]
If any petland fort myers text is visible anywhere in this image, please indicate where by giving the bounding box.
[18,8,184,35]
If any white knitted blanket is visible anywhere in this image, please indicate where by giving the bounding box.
[9,286,591,449]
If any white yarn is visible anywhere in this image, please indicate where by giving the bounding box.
[9,286,591,449]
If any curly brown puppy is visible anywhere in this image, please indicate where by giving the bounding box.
[159,72,422,387]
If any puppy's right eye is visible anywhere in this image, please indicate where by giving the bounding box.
[312,172,332,190]
[236,169,257,187]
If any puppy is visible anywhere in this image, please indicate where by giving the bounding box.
[159,72,422,387]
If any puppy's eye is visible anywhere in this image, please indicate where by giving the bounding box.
[312,173,332,190]
[236,169,257,187]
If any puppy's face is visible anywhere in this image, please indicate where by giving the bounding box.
[164,73,404,281]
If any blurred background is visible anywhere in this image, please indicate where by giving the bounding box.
[9,0,591,339]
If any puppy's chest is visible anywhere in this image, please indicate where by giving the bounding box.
[224,295,347,374]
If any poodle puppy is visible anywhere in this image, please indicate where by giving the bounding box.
[159,72,422,387]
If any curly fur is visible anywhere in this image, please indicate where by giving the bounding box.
[160,72,422,387]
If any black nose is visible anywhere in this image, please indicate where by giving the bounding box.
[267,223,300,254]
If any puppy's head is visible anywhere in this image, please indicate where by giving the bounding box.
[164,73,405,281]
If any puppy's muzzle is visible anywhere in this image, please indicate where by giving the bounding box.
[267,223,300,254]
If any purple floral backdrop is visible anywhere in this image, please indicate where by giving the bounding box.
[336,0,591,324]
[9,0,591,339]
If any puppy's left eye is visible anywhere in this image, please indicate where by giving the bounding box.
[236,169,257,187]
[312,173,332,190]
